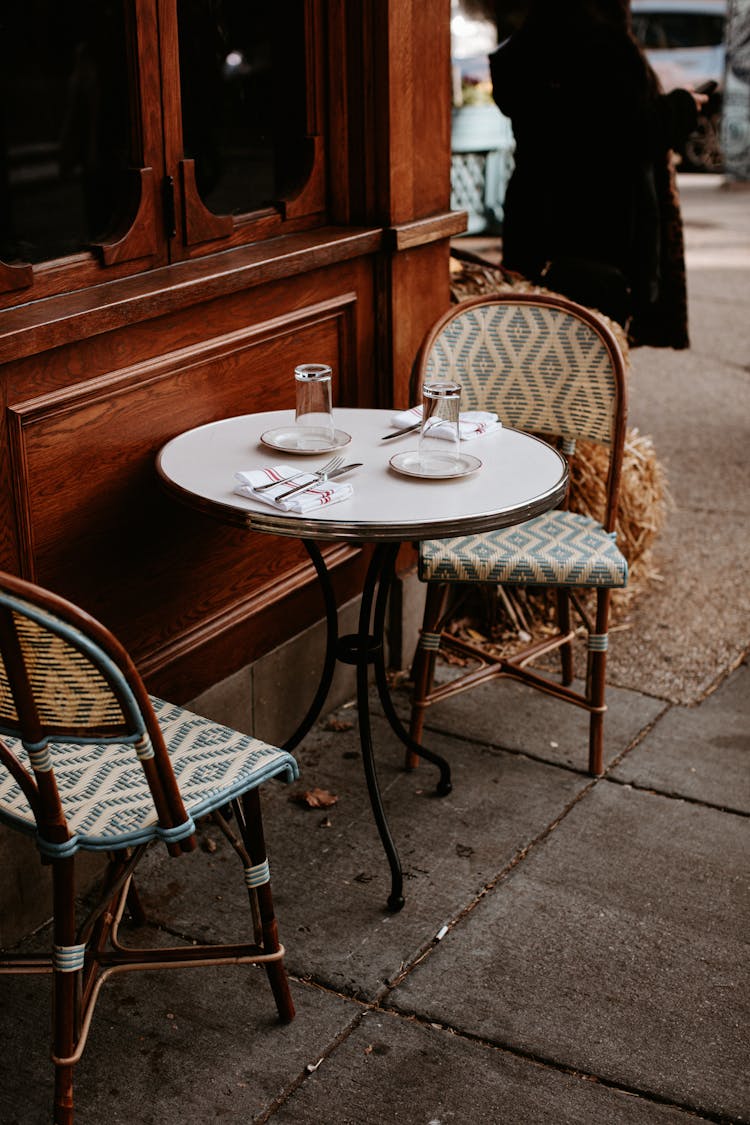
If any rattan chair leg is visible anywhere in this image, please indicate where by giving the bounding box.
[407,583,446,769]
[125,877,147,926]
[589,712,605,777]
[587,588,611,777]
[556,588,574,685]
[52,857,77,1125]
[261,917,294,1023]
[238,790,295,1023]
[53,1062,75,1125]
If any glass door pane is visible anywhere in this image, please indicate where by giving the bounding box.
[176,0,306,217]
[0,0,133,264]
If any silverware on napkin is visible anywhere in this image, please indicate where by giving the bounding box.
[276,462,363,501]
[381,421,421,441]
[253,454,344,491]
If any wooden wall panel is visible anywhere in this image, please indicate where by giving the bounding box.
[2,259,375,700]
[388,242,454,406]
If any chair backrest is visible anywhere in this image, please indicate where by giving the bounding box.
[412,291,628,528]
[0,571,191,855]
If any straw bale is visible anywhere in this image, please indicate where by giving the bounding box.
[569,429,670,596]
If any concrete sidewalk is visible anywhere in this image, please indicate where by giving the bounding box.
[2,665,746,1124]
[1,176,748,1124]
[609,174,750,705]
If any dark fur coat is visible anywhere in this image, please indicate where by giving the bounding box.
[490,14,698,348]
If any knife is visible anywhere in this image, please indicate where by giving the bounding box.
[381,421,421,441]
[276,462,363,500]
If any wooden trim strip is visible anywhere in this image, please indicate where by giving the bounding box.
[0,260,34,295]
[97,168,160,266]
[9,293,359,422]
[387,210,468,251]
[0,226,383,365]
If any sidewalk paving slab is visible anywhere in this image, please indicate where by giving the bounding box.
[270,1008,719,1125]
[609,506,750,704]
[611,660,750,812]
[389,781,750,1123]
[2,687,747,1124]
[612,350,750,704]
[405,676,666,773]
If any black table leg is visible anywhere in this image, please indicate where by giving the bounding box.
[280,540,340,753]
[341,544,405,911]
[370,547,453,797]
[287,541,452,912]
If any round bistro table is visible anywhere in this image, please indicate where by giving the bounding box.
[157,407,568,910]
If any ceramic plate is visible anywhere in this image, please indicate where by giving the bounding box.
[260,427,352,455]
[389,451,482,479]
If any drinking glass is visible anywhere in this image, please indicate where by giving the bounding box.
[418,381,462,472]
[294,363,335,449]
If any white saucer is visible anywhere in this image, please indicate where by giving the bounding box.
[260,426,352,455]
[389,450,482,479]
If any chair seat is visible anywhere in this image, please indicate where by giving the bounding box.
[419,509,628,587]
[0,697,298,853]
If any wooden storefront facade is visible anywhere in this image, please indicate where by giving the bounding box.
[0,0,463,722]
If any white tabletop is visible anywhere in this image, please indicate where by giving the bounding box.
[157,408,568,543]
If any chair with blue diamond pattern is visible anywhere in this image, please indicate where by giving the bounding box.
[408,291,628,777]
[0,569,298,1125]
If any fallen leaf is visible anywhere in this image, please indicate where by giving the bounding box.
[324,718,354,732]
[293,788,339,809]
[466,627,488,641]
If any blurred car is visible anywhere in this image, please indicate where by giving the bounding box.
[631,0,729,170]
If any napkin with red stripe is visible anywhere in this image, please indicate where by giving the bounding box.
[234,465,353,512]
[391,405,501,440]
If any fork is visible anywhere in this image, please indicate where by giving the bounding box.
[253,455,344,491]
[276,459,358,500]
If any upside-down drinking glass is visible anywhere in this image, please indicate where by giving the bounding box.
[418,380,462,472]
[294,363,335,449]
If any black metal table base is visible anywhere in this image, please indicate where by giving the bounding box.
[282,541,452,912]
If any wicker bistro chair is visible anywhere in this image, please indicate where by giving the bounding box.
[0,570,298,1125]
[408,292,628,777]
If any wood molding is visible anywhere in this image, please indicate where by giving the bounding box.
[9,291,360,424]
[96,168,160,266]
[387,211,468,252]
[5,411,35,580]
[178,159,234,246]
[280,136,327,220]
[5,283,363,678]
[0,260,33,296]
[0,226,382,365]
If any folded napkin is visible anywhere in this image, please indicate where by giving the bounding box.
[234,465,353,512]
[391,405,501,441]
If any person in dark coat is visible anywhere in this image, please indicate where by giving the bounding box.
[490,0,705,347]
